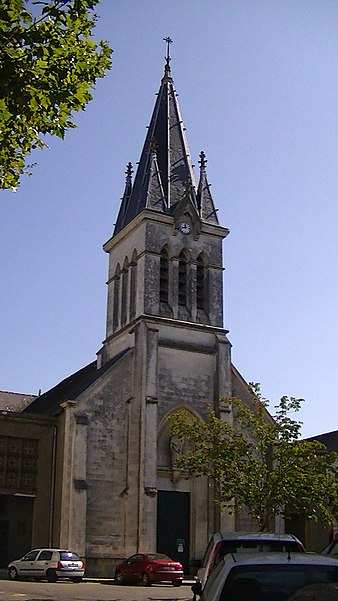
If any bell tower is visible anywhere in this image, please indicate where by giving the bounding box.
[95,41,235,561]
[21,42,253,575]
[99,41,230,366]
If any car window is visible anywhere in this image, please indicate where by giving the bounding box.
[220,565,338,601]
[37,551,53,561]
[147,553,171,561]
[127,554,142,563]
[59,551,80,561]
[325,541,338,556]
[202,537,219,568]
[220,541,302,557]
[331,541,338,555]
[22,550,39,561]
[133,554,143,563]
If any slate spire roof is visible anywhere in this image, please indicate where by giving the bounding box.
[113,42,219,236]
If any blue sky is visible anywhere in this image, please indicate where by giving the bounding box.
[1,0,338,437]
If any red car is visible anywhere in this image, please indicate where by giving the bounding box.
[114,552,184,586]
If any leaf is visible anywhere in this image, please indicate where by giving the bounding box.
[170,386,338,530]
[0,0,112,189]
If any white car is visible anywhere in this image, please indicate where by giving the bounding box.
[192,531,305,594]
[200,552,338,601]
[8,548,84,583]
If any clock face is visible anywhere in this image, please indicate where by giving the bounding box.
[179,221,191,234]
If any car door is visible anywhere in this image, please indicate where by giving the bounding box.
[130,554,145,580]
[123,554,143,581]
[17,550,40,577]
[35,550,53,578]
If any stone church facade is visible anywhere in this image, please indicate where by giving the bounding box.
[1,54,276,575]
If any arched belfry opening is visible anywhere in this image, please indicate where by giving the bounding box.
[178,249,189,318]
[129,249,138,321]
[159,249,169,302]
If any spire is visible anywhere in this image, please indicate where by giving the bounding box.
[163,36,173,80]
[113,162,134,233]
[197,151,219,225]
[113,38,198,236]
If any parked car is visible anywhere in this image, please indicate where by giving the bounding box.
[200,552,338,601]
[321,538,338,558]
[114,552,183,586]
[191,531,305,595]
[8,548,84,583]
[287,583,338,600]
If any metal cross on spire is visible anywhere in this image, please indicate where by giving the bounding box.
[163,36,173,67]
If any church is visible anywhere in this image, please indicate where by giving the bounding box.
[0,48,275,576]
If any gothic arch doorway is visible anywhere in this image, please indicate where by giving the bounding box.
[156,490,190,572]
[156,408,201,572]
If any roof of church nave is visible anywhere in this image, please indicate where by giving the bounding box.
[113,38,219,236]
[23,348,130,417]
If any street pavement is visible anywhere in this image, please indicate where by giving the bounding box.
[0,578,193,600]
[0,569,194,600]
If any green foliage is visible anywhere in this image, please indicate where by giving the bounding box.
[171,385,338,531]
[0,0,112,190]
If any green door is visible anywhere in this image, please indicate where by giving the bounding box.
[157,490,190,572]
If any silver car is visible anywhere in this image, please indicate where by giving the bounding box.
[200,552,338,601]
[192,531,305,595]
[8,548,84,582]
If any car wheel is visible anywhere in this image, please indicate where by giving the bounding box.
[71,577,82,583]
[46,569,58,583]
[173,580,182,587]
[8,567,18,581]
[141,572,151,586]
[115,570,125,584]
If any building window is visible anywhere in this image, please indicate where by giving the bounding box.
[0,436,38,492]
[121,258,129,326]
[112,265,120,331]
[160,248,169,303]
[178,251,188,307]
[196,255,206,310]
[129,250,137,320]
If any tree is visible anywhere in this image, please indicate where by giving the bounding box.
[170,384,338,532]
[0,0,112,190]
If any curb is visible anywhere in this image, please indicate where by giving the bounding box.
[0,570,194,585]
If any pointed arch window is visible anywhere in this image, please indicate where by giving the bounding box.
[121,257,129,326]
[113,264,121,331]
[160,248,169,303]
[178,251,188,307]
[196,254,207,311]
[129,250,137,320]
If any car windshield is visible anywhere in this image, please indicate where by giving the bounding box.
[59,551,80,561]
[220,564,338,601]
[147,553,172,561]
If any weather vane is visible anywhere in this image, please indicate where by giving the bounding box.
[163,36,173,67]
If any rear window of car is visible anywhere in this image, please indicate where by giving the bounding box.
[220,564,338,601]
[59,551,80,561]
[147,553,171,561]
[219,540,303,558]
